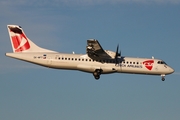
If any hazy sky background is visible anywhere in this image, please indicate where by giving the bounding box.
[0,0,180,120]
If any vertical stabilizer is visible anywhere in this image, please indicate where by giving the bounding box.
[7,25,56,53]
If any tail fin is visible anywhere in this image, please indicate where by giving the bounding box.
[7,25,56,53]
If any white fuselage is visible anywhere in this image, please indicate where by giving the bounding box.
[6,52,174,76]
[6,25,174,81]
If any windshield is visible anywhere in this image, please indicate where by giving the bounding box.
[157,61,167,65]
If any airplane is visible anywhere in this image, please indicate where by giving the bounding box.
[5,25,174,81]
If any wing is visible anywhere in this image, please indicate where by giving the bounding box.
[86,39,111,59]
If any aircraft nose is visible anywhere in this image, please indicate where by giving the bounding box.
[169,67,174,74]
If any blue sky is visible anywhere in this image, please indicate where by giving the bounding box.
[0,0,180,120]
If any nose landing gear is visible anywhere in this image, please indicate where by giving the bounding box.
[161,74,165,81]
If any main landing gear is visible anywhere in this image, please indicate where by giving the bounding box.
[93,69,102,80]
[161,74,165,81]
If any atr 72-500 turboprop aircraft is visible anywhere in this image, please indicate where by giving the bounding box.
[6,25,174,81]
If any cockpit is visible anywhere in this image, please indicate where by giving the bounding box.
[157,61,167,65]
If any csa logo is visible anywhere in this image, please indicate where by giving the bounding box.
[9,26,30,52]
[143,60,154,70]
[11,34,30,52]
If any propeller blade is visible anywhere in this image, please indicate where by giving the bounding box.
[115,44,121,58]
[119,50,121,57]
[116,44,119,56]
[115,44,121,65]
[116,44,119,54]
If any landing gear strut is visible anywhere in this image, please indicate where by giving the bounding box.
[161,74,165,81]
[93,69,102,80]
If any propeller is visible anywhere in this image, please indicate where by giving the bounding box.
[115,44,121,65]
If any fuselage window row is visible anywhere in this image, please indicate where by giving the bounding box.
[34,56,142,65]
[55,57,142,65]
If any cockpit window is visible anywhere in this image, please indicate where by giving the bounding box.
[162,61,167,65]
[157,61,167,65]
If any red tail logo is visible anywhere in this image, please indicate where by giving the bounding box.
[143,60,154,70]
[9,27,30,52]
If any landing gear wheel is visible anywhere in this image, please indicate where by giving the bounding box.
[162,77,165,81]
[93,72,100,80]
[95,75,100,80]
[93,69,102,80]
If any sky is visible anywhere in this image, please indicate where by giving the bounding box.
[0,0,180,120]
